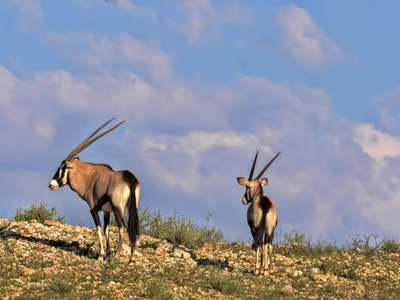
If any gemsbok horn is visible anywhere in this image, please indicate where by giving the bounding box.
[49,118,140,263]
[237,151,280,275]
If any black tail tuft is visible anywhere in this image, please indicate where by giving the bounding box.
[128,188,139,247]
[252,229,264,249]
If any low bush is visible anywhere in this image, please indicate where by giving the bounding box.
[140,207,223,248]
[276,229,312,248]
[13,200,65,224]
[146,279,173,300]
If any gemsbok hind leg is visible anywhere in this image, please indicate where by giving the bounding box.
[266,233,274,275]
[254,246,262,275]
[260,240,267,276]
[110,204,127,259]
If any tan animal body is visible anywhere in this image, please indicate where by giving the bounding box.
[237,151,280,275]
[49,118,140,263]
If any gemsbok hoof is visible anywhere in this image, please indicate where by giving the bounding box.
[97,255,105,262]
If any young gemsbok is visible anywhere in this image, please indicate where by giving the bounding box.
[49,118,140,263]
[237,151,280,275]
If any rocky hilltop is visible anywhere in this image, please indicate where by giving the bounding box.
[1,219,400,299]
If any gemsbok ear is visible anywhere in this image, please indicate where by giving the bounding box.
[261,178,268,186]
[65,161,75,169]
[237,177,250,186]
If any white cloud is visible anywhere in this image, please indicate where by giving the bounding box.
[353,123,400,164]
[143,131,262,155]
[167,0,216,45]
[108,0,156,19]
[166,0,250,46]
[276,5,344,70]
[376,85,400,132]
[223,1,251,25]
[36,122,57,140]
[46,32,174,84]
[364,193,400,232]
[6,0,42,20]
[237,74,332,136]
[141,131,266,196]
[75,0,156,19]
[0,66,17,104]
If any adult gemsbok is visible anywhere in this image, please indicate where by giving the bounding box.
[237,151,280,275]
[49,118,140,263]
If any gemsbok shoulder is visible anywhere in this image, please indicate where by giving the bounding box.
[49,118,140,263]
[237,151,280,275]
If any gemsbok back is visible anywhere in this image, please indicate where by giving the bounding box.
[49,118,140,263]
[237,151,280,275]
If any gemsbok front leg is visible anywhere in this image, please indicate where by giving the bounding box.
[255,244,262,275]
[91,209,107,261]
[237,151,280,276]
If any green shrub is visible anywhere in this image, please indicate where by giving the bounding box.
[381,237,400,253]
[348,234,388,253]
[146,279,173,300]
[277,229,312,248]
[155,212,223,248]
[138,205,163,235]
[13,200,65,224]
[109,205,159,232]
[140,207,223,248]
[140,241,160,250]
[207,269,240,295]
[48,276,74,293]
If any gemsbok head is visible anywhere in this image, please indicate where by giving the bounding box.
[49,118,140,263]
[237,151,280,275]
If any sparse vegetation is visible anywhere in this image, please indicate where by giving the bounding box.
[13,200,65,224]
[348,234,400,254]
[146,279,174,299]
[3,208,400,299]
[110,205,223,249]
[277,228,312,248]
[48,276,74,294]
[138,207,223,249]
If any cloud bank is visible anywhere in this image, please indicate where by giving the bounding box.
[1,2,400,245]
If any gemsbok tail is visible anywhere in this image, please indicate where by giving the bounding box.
[128,182,140,247]
[252,211,267,250]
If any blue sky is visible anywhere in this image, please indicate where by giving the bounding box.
[2,0,400,245]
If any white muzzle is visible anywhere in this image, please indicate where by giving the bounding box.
[49,180,59,191]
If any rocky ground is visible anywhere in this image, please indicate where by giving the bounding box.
[1,219,400,299]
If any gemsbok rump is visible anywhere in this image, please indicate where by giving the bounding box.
[237,151,280,275]
[48,118,140,263]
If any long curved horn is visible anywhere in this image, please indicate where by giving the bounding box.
[65,118,125,161]
[248,150,259,180]
[255,151,281,180]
